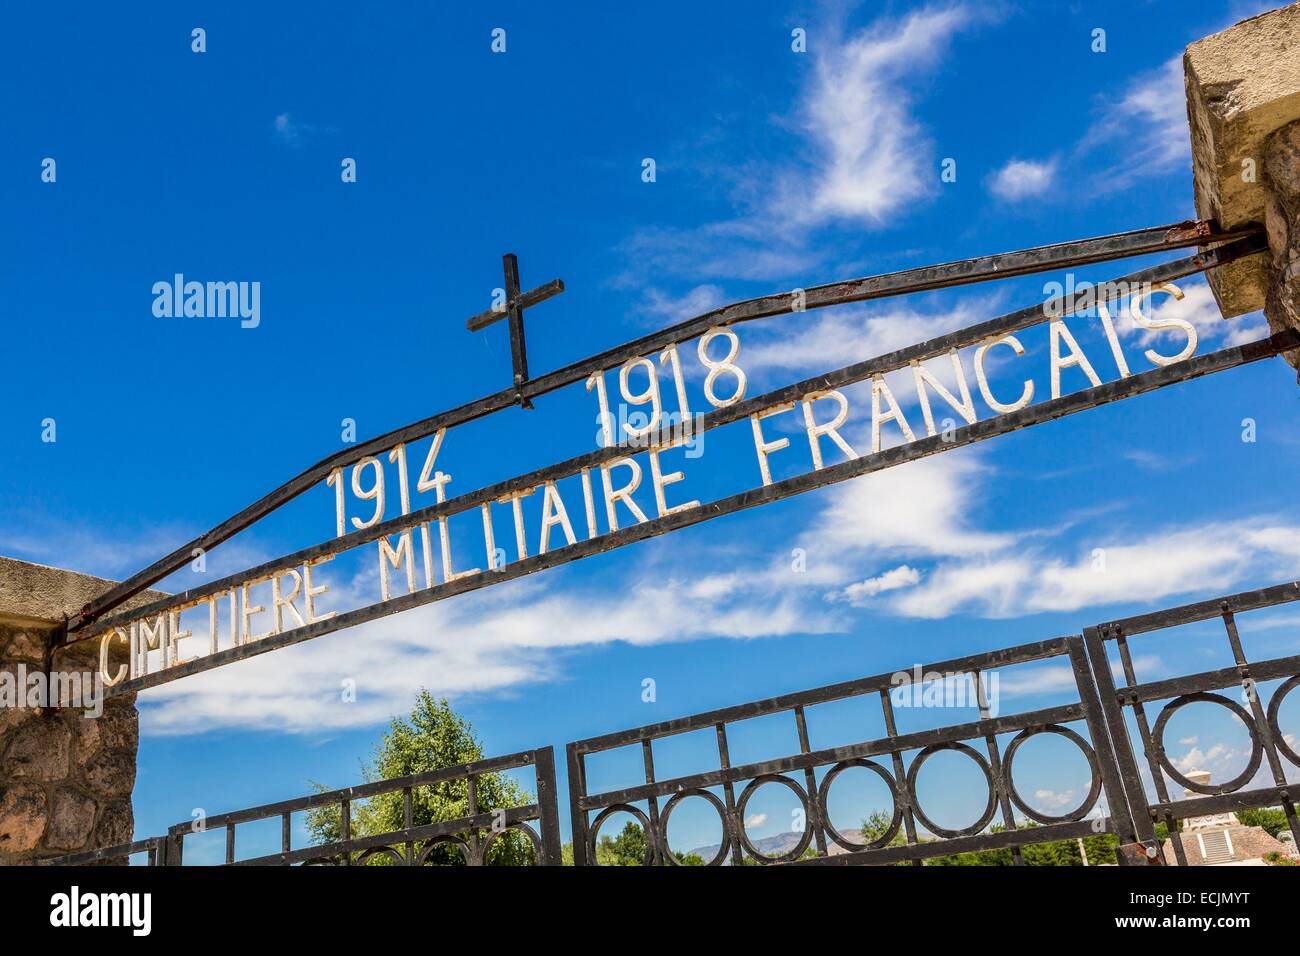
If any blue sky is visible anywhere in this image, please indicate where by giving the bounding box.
[5,0,1300,860]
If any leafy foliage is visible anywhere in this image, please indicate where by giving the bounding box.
[305,690,534,865]
[1237,807,1290,839]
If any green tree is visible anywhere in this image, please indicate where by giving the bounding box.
[1238,807,1290,839]
[306,690,533,865]
[595,820,648,865]
[861,808,910,866]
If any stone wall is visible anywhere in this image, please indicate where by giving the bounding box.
[0,557,165,864]
[1186,2,1300,373]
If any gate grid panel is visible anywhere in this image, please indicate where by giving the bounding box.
[1084,581,1300,865]
[43,747,562,866]
[173,747,563,866]
[567,637,1135,866]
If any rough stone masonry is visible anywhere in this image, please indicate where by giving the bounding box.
[1186,2,1300,374]
[0,557,164,864]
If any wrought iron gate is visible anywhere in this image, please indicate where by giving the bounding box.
[567,636,1134,866]
[41,582,1300,867]
[1084,582,1300,865]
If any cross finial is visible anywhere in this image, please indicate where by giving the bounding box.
[466,253,564,410]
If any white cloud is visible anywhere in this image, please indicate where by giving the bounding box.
[803,454,1013,571]
[1081,55,1188,192]
[742,296,1001,380]
[138,568,840,736]
[890,516,1300,619]
[618,4,975,285]
[829,565,921,606]
[1173,742,1231,774]
[639,284,725,324]
[794,4,969,225]
[1124,278,1268,348]
[273,113,302,143]
[744,813,768,828]
[1033,788,1075,810]
[988,158,1058,202]
[1111,56,1188,170]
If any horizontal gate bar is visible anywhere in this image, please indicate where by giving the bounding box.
[1118,653,1300,704]
[89,323,1300,699]
[67,234,1266,648]
[1147,784,1300,821]
[66,219,1259,634]
[1097,579,1300,637]
[791,817,1102,866]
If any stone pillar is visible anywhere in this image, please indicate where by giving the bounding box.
[0,557,164,864]
[1186,2,1300,374]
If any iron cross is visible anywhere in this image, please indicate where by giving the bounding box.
[466,253,564,409]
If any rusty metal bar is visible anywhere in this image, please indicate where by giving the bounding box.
[466,278,565,332]
[65,219,1258,634]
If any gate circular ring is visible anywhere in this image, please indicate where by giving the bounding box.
[480,821,542,866]
[736,775,813,863]
[417,835,472,866]
[905,741,997,839]
[659,789,731,866]
[1151,692,1263,794]
[1266,675,1300,768]
[816,759,901,851]
[355,845,406,866]
[1002,725,1102,824]
[588,803,655,866]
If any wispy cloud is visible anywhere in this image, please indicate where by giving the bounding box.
[138,561,839,736]
[792,4,970,226]
[618,3,976,290]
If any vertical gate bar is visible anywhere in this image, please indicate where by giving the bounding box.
[1066,636,1137,846]
[341,799,351,866]
[225,822,235,864]
[566,743,591,867]
[641,739,664,866]
[1083,625,1159,860]
[1223,608,1291,785]
[533,747,563,866]
[878,689,922,866]
[1116,630,1184,865]
[463,779,476,866]
[1220,609,1300,851]
[715,723,744,866]
[974,668,1023,865]
[793,705,828,857]
[281,812,291,856]
[165,829,184,866]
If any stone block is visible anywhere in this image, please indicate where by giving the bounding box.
[1187,3,1300,318]
[0,783,47,854]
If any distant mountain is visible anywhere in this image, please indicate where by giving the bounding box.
[688,829,864,863]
